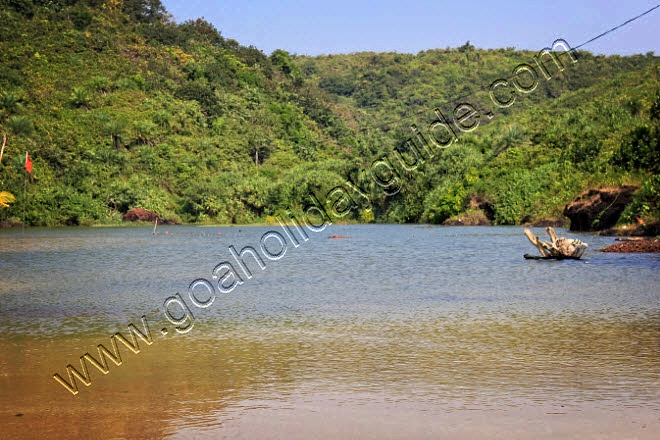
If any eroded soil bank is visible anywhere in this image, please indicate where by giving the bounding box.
[601,238,660,253]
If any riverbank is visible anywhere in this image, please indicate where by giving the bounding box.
[2,213,659,239]
[601,238,660,253]
[600,221,660,237]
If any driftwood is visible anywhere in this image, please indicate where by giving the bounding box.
[523,227,588,260]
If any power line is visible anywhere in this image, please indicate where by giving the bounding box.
[367,3,660,129]
[573,4,660,51]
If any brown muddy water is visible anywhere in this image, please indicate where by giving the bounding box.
[1,225,659,439]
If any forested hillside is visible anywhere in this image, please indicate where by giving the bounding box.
[1,0,658,227]
[0,0,360,225]
[299,48,660,225]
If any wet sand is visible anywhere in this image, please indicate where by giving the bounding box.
[2,321,659,439]
[2,388,659,439]
[219,396,660,440]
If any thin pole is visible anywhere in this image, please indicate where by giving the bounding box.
[23,171,26,233]
[0,133,5,225]
[152,217,158,235]
[0,133,6,165]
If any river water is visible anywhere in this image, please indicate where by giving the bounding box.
[1,225,659,439]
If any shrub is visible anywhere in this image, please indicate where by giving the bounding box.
[319,75,355,96]
[0,92,21,117]
[87,76,111,95]
[70,5,93,31]
[0,191,15,208]
[613,125,660,173]
[69,87,90,109]
[174,83,221,117]
[492,170,543,225]
[619,175,660,223]
[104,118,128,149]
[422,181,467,224]
[6,115,33,137]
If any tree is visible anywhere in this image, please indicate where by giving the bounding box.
[122,0,166,23]
[6,116,33,137]
[248,129,272,166]
[457,41,475,53]
[178,18,223,45]
[87,76,111,95]
[135,121,156,146]
[6,0,36,18]
[650,91,660,122]
[0,93,21,118]
[174,83,221,118]
[70,87,91,109]
[270,49,302,81]
[613,125,660,173]
[105,118,128,149]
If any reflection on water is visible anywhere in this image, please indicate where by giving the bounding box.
[1,225,659,439]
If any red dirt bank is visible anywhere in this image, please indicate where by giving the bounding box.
[601,238,660,253]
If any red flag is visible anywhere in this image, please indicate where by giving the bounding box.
[25,151,32,174]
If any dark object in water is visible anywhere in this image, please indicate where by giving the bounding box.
[123,208,177,224]
[524,253,581,260]
[523,227,588,260]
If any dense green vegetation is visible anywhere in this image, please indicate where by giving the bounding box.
[1,1,658,227]
[298,46,660,225]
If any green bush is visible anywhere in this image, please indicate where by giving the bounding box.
[613,125,660,173]
[6,115,33,136]
[619,175,660,224]
[318,75,355,96]
[174,83,221,117]
[492,170,543,225]
[422,181,466,224]
[70,5,93,31]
